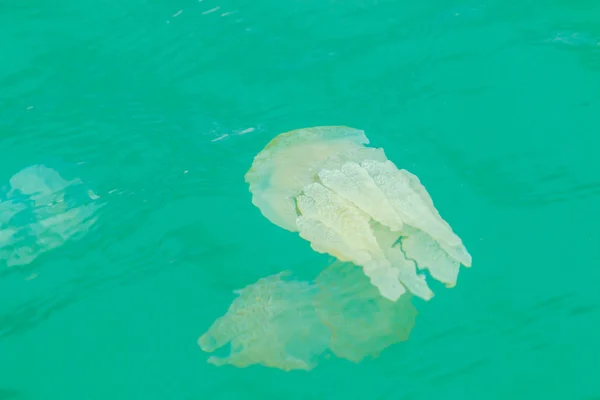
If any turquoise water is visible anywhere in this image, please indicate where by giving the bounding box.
[1,0,600,398]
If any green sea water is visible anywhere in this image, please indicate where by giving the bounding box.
[1,0,600,398]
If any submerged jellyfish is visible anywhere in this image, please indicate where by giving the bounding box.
[198,272,331,371]
[198,263,418,370]
[0,165,101,267]
[245,126,472,301]
[313,261,417,363]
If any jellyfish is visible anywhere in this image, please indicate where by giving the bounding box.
[198,263,418,370]
[245,126,472,302]
[198,272,331,371]
[0,165,101,267]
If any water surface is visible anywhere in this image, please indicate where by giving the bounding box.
[1,0,599,399]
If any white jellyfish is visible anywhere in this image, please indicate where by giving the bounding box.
[244,126,472,302]
[0,165,101,267]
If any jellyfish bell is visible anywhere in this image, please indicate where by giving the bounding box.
[244,126,472,302]
[244,126,369,232]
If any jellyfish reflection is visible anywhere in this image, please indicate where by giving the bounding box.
[198,263,417,371]
[198,272,330,371]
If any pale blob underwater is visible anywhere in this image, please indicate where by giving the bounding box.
[198,262,417,371]
[0,165,101,268]
[198,126,473,371]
